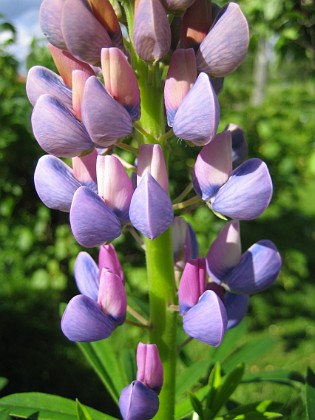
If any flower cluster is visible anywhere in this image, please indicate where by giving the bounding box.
[27,0,282,418]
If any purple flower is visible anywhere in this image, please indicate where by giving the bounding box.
[119,342,163,420]
[70,155,133,247]
[172,72,220,146]
[133,0,171,62]
[61,245,126,342]
[193,131,273,220]
[206,220,282,294]
[39,0,123,65]
[34,151,97,212]
[129,145,174,240]
[196,2,249,77]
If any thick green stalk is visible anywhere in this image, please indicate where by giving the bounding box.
[135,59,177,418]
[145,232,177,420]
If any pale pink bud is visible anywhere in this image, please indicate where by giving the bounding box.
[137,144,168,192]
[136,343,163,393]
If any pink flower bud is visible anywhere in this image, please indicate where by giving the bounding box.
[136,343,163,393]
[137,144,168,192]
[72,149,97,185]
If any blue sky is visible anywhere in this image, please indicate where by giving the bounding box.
[1,0,43,72]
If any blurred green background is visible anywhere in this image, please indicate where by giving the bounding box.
[0,0,314,418]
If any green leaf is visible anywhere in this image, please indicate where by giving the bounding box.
[306,368,315,420]
[219,400,283,419]
[77,338,126,404]
[176,359,212,400]
[76,399,92,420]
[0,393,116,419]
[206,363,222,411]
[175,386,209,419]
[119,349,136,385]
[221,337,275,374]
[0,377,8,392]
[212,322,248,364]
[243,369,304,387]
[208,364,245,417]
[190,393,204,418]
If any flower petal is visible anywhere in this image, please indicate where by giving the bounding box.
[26,65,72,107]
[82,76,133,148]
[180,0,213,48]
[31,94,93,157]
[192,131,232,200]
[101,47,140,121]
[129,173,174,240]
[226,240,282,294]
[137,144,168,192]
[98,269,127,324]
[70,186,122,247]
[172,217,199,269]
[173,72,220,146]
[164,48,197,127]
[133,0,171,62]
[98,244,124,282]
[74,251,99,300]
[136,343,163,393]
[211,159,273,220]
[97,155,134,224]
[183,290,227,346]
[206,220,242,284]
[178,258,207,315]
[34,155,81,212]
[72,149,97,187]
[61,0,112,65]
[61,294,116,342]
[119,381,159,420]
[39,0,67,50]
[197,2,249,77]
[163,0,196,11]
[225,292,249,329]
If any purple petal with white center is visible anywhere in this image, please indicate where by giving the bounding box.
[34,155,81,212]
[70,186,122,247]
[98,269,126,325]
[225,292,249,329]
[206,220,242,284]
[26,66,72,107]
[82,76,133,148]
[192,131,232,200]
[133,0,171,62]
[97,155,133,224]
[61,294,116,342]
[173,72,220,146]
[183,290,227,347]
[99,244,124,282]
[164,48,197,127]
[178,258,207,315]
[129,173,174,240]
[119,381,159,420]
[212,158,273,220]
[225,123,248,168]
[136,343,163,393]
[31,94,93,158]
[61,0,112,65]
[74,252,99,300]
[39,0,67,50]
[225,240,282,294]
[197,2,249,77]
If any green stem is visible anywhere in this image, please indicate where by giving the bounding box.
[145,231,177,420]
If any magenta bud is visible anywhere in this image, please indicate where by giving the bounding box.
[178,258,207,315]
[164,48,197,127]
[97,155,134,224]
[98,244,124,282]
[137,144,168,192]
[197,2,249,77]
[101,48,140,121]
[133,0,171,62]
[97,268,127,325]
[136,343,163,394]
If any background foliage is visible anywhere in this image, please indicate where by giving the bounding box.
[0,0,314,418]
